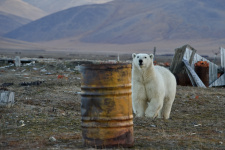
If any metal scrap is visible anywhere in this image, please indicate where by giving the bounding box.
[19,80,45,86]
[182,58,206,88]
[1,83,14,87]
[170,45,225,87]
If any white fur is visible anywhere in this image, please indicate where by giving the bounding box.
[132,53,176,119]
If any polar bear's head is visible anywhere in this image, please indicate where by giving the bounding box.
[132,53,154,69]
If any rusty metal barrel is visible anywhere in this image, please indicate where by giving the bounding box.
[79,63,134,148]
[194,61,209,87]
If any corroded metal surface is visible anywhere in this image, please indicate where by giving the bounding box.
[195,61,209,87]
[175,73,192,86]
[183,59,206,88]
[79,63,134,148]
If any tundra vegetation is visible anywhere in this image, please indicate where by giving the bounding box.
[0,56,225,149]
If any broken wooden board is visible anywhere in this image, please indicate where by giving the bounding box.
[209,47,225,87]
[182,59,206,88]
[170,44,223,87]
[209,63,219,85]
[170,44,196,74]
[183,46,197,66]
[209,74,225,87]
[221,47,225,70]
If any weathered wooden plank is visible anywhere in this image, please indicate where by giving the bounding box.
[170,48,186,74]
[209,74,225,87]
[182,59,206,88]
[170,44,196,74]
[183,47,196,65]
[209,63,218,85]
[170,44,224,87]
[221,47,225,70]
[208,47,225,87]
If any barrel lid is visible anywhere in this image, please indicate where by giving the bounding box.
[79,62,131,71]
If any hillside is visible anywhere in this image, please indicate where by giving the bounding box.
[0,11,30,35]
[0,0,46,20]
[2,0,225,55]
[4,4,115,42]
[0,37,44,51]
[4,0,225,44]
[22,0,113,14]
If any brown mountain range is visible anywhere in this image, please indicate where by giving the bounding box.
[2,0,225,55]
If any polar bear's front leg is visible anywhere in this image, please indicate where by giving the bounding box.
[132,82,147,117]
[145,98,163,119]
[132,92,146,117]
[134,99,146,117]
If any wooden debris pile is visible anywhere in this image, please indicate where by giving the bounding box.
[170,44,225,87]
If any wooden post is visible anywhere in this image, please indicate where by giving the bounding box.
[221,47,225,71]
[0,90,15,108]
[15,56,21,67]
[153,47,156,56]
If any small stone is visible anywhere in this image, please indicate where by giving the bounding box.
[150,124,156,127]
[49,136,57,142]
[19,120,26,127]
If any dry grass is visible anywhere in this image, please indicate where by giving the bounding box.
[0,58,225,149]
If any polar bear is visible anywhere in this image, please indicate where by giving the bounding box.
[132,53,176,119]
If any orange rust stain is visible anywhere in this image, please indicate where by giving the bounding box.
[194,61,209,67]
[79,63,134,148]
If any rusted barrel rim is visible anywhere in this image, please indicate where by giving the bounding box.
[79,62,131,70]
[81,84,132,89]
[82,115,133,121]
[79,91,131,96]
[81,120,133,128]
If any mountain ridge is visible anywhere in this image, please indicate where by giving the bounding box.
[4,0,225,44]
[0,0,47,35]
[0,0,46,20]
[22,0,113,14]
[0,11,30,35]
[2,0,225,55]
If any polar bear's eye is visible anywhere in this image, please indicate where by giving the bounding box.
[144,57,147,59]
[137,56,139,58]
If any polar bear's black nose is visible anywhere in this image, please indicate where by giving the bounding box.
[139,59,143,65]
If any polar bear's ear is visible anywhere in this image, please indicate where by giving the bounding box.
[149,54,154,59]
[132,53,136,59]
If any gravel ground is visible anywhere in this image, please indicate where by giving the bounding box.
[0,59,225,149]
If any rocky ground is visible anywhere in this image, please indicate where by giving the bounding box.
[0,57,225,149]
